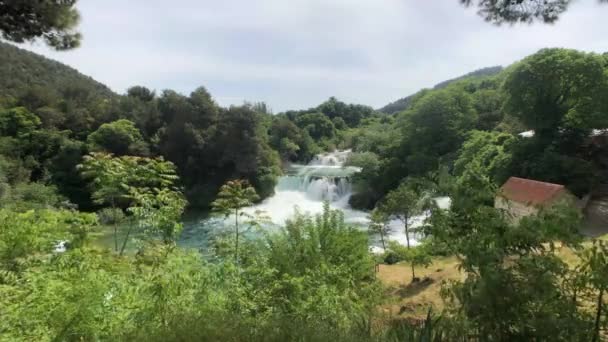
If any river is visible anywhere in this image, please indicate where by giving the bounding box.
[179,150,450,253]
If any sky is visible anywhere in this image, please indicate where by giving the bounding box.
[20,0,608,112]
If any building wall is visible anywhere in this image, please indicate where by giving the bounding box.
[494,197,538,222]
[494,189,580,223]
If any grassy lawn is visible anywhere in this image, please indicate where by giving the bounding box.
[377,256,461,319]
[377,233,608,320]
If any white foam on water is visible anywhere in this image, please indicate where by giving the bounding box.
[184,150,451,251]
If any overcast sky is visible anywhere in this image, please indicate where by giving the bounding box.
[20,0,608,112]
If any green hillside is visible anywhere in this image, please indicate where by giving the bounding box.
[379,66,503,114]
[0,42,115,100]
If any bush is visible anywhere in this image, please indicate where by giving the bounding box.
[383,251,402,265]
[96,207,125,225]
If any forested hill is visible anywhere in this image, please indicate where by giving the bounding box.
[379,66,503,114]
[0,42,381,211]
[0,42,115,100]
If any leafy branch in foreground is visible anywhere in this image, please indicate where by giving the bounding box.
[460,0,607,24]
[0,0,82,50]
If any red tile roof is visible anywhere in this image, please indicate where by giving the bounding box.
[499,177,566,206]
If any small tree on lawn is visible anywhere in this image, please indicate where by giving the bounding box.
[382,179,435,282]
[211,180,259,265]
[388,241,432,282]
[381,182,426,250]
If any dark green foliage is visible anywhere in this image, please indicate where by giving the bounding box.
[0,42,114,100]
[269,116,320,162]
[402,88,477,164]
[87,119,148,156]
[0,106,40,137]
[295,112,337,140]
[348,152,384,209]
[0,44,285,209]
[317,96,374,127]
[453,130,515,205]
[379,66,502,114]
[460,0,608,24]
[428,170,591,340]
[127,85,155,102]
[0,0,81,50]
[351,48,608,209]
[433,66,504,90]
[504,48,607,143]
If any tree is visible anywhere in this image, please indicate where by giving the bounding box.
[87,119,148,156]
[0,208,97,271]
[0,107,41,138]
[503,48,607,144]
[269,117,318,162]
[387,241,432,281]
[380,181,431,281]
[0,0,82,50]
[79,153,128,251]
[347,151,383,210]
[125,188,186,254]
[454,130,515,183]
[577,240,608,342]
[453,130,515,206]
[211,180,259,265]
[368,208,391,250]
[397,87,477,177]
[127,86,155,102]
[294,112,336,140]
[460,0,607,24]
[79,153,181,253]
[278,137,300,160]
[381,182,427,249]
[428,179,588,340]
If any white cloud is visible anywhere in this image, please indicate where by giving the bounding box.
[21,0,608,111]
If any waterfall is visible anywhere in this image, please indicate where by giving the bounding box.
[242,150,364,225]
[278,149,360,203]
[180,149,451,253]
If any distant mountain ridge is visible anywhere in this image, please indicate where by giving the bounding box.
[0,42,116,100]
[379,66,503,114]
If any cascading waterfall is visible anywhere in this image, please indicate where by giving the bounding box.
[281,155,359,203]
[243,150,366,225]
[180,149,451,252]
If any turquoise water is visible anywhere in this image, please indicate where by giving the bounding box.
[93,151,450,254]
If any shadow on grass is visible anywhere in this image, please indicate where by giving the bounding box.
[395,276,434,299]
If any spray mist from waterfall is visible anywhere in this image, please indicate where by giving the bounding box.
[181,150,450,252]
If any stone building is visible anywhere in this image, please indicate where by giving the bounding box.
[495,177,577,222]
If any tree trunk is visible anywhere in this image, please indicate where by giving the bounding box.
[404,214,416,282]
[235,208,239,265]
[411,262,416,281]
[113,222,118,252]
[111,198,118,252]
[593,287,604,342]
[119,224,133,256]
[404,215,410,249]
[380,229,386,250]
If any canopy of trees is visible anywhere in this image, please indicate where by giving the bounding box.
[2,19,608,340]
[347,47,608,209]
